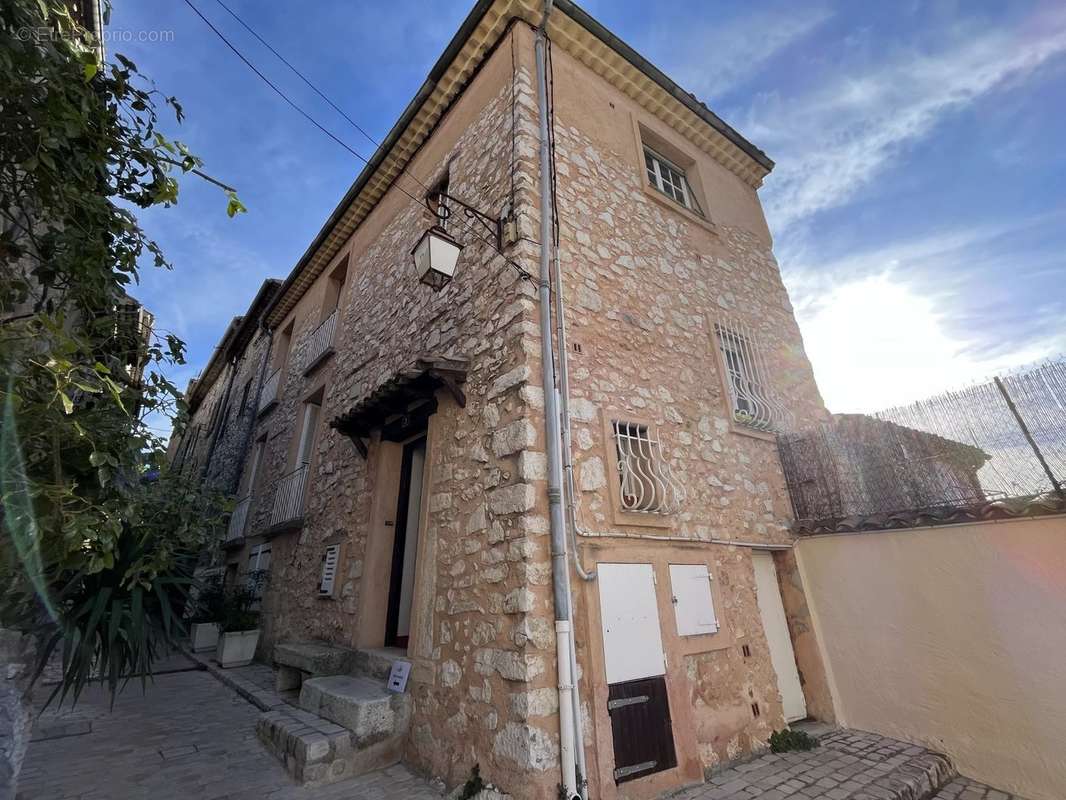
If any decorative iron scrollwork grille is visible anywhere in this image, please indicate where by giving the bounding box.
[715,318,792,433]
[613,421,685,514]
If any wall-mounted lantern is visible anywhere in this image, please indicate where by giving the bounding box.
[412,190,503,291]
[412,226,463,291]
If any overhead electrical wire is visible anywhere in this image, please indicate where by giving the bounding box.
[210,0,399,185]
[180,0,534,284]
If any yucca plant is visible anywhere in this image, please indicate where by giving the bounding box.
[1,462,226,708]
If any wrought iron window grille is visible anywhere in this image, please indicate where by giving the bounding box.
[714,319,792,433]
[612,421,685,514]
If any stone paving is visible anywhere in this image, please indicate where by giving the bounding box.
[18,652,442,800]
[931,777,1024,800]
[671,728,1028,800]
[18,651,1029,800]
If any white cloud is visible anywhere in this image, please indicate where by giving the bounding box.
[655,5,832,100]
[799,273,1054,413]
[753,7,1066,230]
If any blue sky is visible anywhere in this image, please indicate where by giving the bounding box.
[110,1,1066,432]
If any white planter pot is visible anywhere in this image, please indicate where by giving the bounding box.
[216,629,260,668]
[190,622,219,653]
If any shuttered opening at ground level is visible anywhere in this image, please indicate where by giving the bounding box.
[598,562,678,784]
[608,676,677,783]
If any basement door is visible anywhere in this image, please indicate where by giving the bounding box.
[385,436,427,649]
[597,563,677,784]
[752,551,807,722]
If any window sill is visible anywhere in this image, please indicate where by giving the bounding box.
[727,422,778,443]
[641,184,718,236]
[608,509,678,530]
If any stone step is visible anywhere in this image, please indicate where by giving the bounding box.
[299,675,411,747]
[257,674,412,787]
[353,646,410,682]
[273,640,357,691]
[257,704,407,787]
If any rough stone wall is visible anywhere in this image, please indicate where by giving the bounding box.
[553,128,824,543]
[241,58,562,798]
[202,328,272,497]
[0,629,35,799]
[171,368,230,479]
[207,23,830,799]
[167,323,272,496]
[547,59,829,780]
[681,546,791,769]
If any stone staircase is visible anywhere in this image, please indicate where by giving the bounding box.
[255,642,412,787]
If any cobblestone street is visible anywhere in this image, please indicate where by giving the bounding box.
[17,653,1029,800]
[18,654,442,800]
[671,728,1028,800]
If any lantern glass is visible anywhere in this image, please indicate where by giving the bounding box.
[412,226,463,291]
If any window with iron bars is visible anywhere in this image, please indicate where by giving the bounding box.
[644,146,703,215]
[714,319,792,433]
[612,421,685,514]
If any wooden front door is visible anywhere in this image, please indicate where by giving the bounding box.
[598,563,677,784]
[384,435,427,649]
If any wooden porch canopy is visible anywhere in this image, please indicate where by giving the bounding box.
[330,354,468,458]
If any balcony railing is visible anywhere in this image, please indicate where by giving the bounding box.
[303,311,337,374]
[269,464,309,530]
[224,496,251,546]
[258,367,280,414]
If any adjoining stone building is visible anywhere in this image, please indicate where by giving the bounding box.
[170,2,837,798]
[170,279,280,511]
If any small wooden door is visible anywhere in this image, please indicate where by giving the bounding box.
[598,563,677,784]
[385,436,426,649]
[752,551,807,722]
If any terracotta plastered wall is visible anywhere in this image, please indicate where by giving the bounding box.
[241,29,566,798]
[796,516,1066,800]
[542,39,830,795]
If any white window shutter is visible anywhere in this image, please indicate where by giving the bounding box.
[319,544,340,596]
[669,564,719,636]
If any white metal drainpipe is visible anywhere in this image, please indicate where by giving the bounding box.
[553,240,593,800]
[535,2,579,798]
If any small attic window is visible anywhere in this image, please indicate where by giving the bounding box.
[644,146,703,215]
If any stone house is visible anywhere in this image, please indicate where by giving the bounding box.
[170,279,280,525]
[169,2,836,798]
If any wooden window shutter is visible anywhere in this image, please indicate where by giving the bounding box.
[668,564,719,636]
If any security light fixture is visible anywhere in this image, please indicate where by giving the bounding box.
[412,226,463,291]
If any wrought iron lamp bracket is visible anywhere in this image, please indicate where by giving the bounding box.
[428,191,502,251]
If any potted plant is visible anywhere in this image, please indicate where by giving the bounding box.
[215,584,261,668]
[189,579,225,653]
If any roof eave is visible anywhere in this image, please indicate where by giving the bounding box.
[552,0,773,173]
[262,0,774,329]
